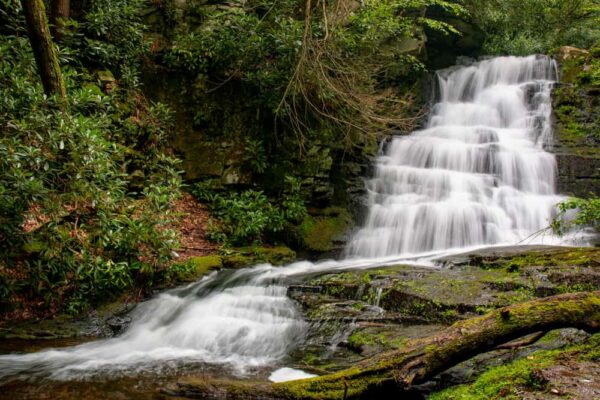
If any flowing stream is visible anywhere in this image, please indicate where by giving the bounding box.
[0,55,580,384]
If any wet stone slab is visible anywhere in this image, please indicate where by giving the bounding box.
[285,246,600,372]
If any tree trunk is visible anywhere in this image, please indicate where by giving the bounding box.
[21,0,67,105]
[50,0,70,42]
[167,291,600,399]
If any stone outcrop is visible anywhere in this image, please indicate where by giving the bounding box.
[556,153,600,197]
[552,46,600,198]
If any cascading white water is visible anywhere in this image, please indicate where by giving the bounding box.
[346,55,567,258]
[0,266,309,380]
[0,56,578,383]
[0,257,420,381]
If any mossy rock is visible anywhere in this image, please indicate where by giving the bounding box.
[222,254,254,269]
[0,317,91,341]
[299,207,354,253]
[430,332,600,400]
[306,265,528,321]
[250,246,297,265]
[167,255,223,283]
[552,45,600,197]
[223,246,297,268]
[0,294,135,341]
[297,247,600,325]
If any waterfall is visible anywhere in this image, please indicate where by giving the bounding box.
[346,55,566,258]
[0,56,577,382]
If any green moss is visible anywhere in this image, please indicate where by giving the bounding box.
[274,366,387,400]
[166,246,295,283]
[299,207,353,252]
[22,240,44,254]
[309,270,375,300]
[555,282,598,294]
[478,248,600,270]
[495,288,536,306]
[347,330,376,351]
[430,333,600,400]
[222,254,253,269]
[242,246,296,265]
[580,333,600,361]
[440,309,460,322]
[188,255,223,269]
[346,330,403,352]
[167,255,222,282]
[554,47,600,146]
[220,246,296,268]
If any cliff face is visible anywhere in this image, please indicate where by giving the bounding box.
[552,46,600,198]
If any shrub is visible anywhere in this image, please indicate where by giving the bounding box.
[160,0,463,151]
[552,196,600,235]
[192,177,306,246]
[462,0,600,56]
[0,10,182,313]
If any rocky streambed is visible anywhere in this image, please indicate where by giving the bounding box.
[1,245,600,399]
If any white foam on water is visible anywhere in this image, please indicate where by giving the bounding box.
[268,367,317,382]
[0,256,434,381]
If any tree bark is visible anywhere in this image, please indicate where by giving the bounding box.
[167,291,600,399]
[50,0,70,42]
[21,0,67,105]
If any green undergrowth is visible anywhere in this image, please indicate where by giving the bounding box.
[430,332,600,400]
[156,0,461,156]
[462,0,599,55]
[191,180,306,247]
[0,2,182,316]
[191,183,355,254]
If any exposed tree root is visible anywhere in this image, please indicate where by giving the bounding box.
[494,331,546,350]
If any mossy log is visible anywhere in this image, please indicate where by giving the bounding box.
[169,291,600,399]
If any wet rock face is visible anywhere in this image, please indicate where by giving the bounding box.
[0,297,137,343]
[556,153,600,197]
[552,46,600,198]
[285,246,600,375]
[422,7,485,70]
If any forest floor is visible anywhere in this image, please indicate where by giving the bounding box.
[0,193,217,324]
[170,192,217,261]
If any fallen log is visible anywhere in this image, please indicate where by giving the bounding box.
[167,291,600,399]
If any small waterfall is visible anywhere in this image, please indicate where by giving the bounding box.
[0,258,418,381]
[0,267,309,380]
[346,55,567,258]
[373,287,383,308]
